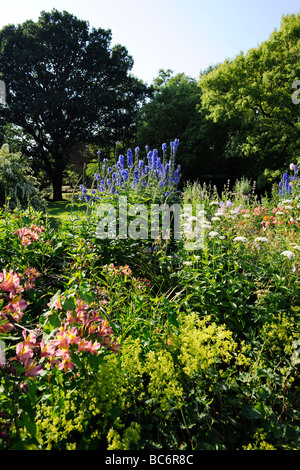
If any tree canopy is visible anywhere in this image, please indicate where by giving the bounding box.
[0,9,150,200]
[199,13,300,181]
[136,69,233,183]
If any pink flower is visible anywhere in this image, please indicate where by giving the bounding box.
[53,298,63,310]
[58,352,75,372]
[52,329,71,350]
[75,337,90,352]
[0,320,14,333]
[3,294,27,313]
[15,331,38,363]
[24,360,43,377]
[14,225,45,245]
[21,237,32,246]
[15,341,34,364]
[85,340,101,354]
[24,267,40,290]
[39,339,56,358]
[97,319,113,338]
[0,269,22,294]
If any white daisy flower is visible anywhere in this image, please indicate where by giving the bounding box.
[208,231,219,238]
[233,236,248,242]
[254,237,269,243]
[281,250,295,260]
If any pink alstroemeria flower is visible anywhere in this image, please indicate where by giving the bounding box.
[0,269,22,294]
[24,360,43,378]
[39,339,56,358]
[58,352,75,372]
[3,294,27,313]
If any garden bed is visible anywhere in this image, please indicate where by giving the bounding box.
[0,150,299,450]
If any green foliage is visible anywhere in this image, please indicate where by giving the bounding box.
[136,70,231,182]
[18,311,299,450]
[199,13,300,178]
[0,9,150,200]
[0,144,45,210]
[0,157,299,450]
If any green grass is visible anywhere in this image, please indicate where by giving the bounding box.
[45,194,85,227]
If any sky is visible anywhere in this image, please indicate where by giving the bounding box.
[0,0,299,84]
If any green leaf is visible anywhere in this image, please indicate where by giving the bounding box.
[78,288,94,304]
[62,296,76,312]
[20,411,36,438]
[241,405,263,420]
[47,290,61,310]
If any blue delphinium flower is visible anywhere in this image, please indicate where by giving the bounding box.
[152,149,158,168]
[127,149,133,167]
[147,151,153,168]
[156,157,162,172]
[133,170,139,186]
[121,169,129,182]
[118,154,124,167]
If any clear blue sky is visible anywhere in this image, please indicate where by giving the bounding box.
[0,0,299,84]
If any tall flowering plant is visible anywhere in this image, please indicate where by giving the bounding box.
[278,163,299,198]
[0,267,40,334]
[78,140,181,203]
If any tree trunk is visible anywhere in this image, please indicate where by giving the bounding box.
[52,171,63,201]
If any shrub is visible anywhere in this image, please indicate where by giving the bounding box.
[0,144,45,210]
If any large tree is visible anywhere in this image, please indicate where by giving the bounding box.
[136,69,231,183]
[199,13,300,180]
[0,9,149,200]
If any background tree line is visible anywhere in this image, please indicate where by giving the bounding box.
[0,10,299,200]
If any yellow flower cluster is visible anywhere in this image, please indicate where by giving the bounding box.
[33,391,85,449]
[172,313,237,377]
[27,314,258,450]
[107,419,141,450]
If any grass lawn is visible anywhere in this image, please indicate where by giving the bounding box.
[45,192,86,227]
